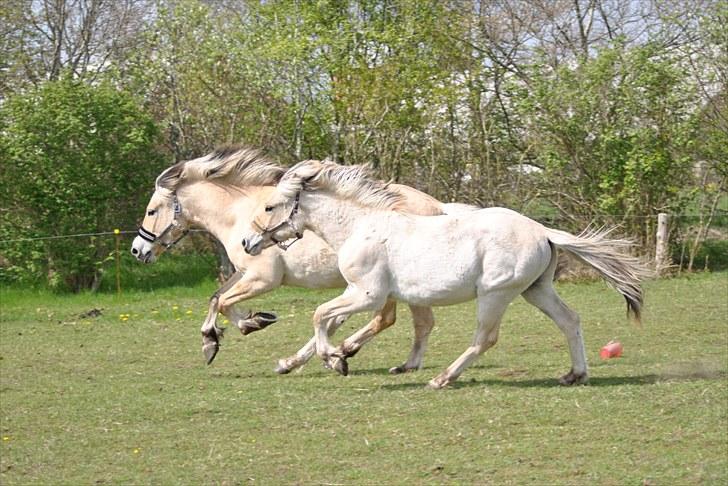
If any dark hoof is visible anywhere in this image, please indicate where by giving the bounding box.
[240,312,278,335]
[559,371,589,386]
[325,355,348,376]
[203,343,219,365]
[275,360,293,374]
[389,365,409,374]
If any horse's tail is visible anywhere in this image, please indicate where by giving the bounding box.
[545,227,652,323]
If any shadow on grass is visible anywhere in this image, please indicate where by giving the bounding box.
[376,375,657,391]
[204,359,726,388]
[379,368,727,391]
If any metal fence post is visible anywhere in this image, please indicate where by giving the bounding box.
[114,228,121,294]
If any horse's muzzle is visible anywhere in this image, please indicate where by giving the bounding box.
[242,235,263,256]
[130,236,156,263]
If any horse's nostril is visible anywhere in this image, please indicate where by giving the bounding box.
[131,247,139,256]
[242,238,248,249]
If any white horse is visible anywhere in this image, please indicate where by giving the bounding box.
[243,160,649,388]
[130,146,464,373]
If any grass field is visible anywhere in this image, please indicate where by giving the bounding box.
[1,272,726,484]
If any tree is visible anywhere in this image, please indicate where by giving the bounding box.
[0,0,153,97]
[515,43,696,246]
[0,77,164,291]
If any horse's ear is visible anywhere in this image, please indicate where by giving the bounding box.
[302,175,316,190]
[156,161,186,190]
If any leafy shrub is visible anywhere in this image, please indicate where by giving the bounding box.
[0,78,165,291]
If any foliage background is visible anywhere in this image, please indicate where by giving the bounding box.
[1,0,726,289]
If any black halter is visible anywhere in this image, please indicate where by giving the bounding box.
[137,193,189,250]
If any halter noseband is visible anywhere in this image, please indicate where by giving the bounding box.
[137,193,189,250]
[253,191,303,251]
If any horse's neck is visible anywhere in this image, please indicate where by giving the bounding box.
[302,192,378,251]
[178,182,255,245]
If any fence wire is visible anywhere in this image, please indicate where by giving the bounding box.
[1,213,725,245]
[0,229,209,244]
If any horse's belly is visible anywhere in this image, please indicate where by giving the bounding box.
[392,284,477,307]
[282,266,346,288]
[388,256,479,306]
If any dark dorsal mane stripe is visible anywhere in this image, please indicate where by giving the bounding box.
[154,145,283,191]
[279,160,404,210]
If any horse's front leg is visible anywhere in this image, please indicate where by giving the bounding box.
[200,272,242,365]
[313,288,383,376]
[326,302,435,374]
[274,314,349,374]
[200,269,279,364]
[335,299,397,361]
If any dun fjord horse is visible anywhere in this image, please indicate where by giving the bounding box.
[243,160,649,388]
[131,146,469,373]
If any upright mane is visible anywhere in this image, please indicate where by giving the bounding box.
[278,160,404,210]
[155,145,284,191]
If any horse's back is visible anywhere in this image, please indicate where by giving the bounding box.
[341,208,552,304]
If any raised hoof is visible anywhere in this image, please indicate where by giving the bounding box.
[239,312,278,336]
[203,343,219,365]
[275,360,293,375]
[324,355,349,376]
[558,371,589,386]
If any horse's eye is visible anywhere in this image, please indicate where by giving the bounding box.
[147,209,157,216]
[265,206,273,212]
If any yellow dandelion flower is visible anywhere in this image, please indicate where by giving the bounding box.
[223,319,230,325]
[172,306,179,311]
[133,448,140,454]
[2,436,10,441]
[185,310,193,315]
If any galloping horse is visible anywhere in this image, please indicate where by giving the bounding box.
[131,146,467,373]
[243,160,650,388]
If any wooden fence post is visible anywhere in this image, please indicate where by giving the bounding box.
[655,213,669,274]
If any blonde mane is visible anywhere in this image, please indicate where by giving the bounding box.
[278,160,404,210]
[155,145,284,191]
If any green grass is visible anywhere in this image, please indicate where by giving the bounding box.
[1,272,726,484]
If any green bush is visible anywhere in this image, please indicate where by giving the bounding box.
[0,77,166,291]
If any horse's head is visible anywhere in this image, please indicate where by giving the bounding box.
[242,187,304,256]
[131,188,189,263]
[243,160,327,255]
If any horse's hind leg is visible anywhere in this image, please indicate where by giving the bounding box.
[428,291,513,389]
[522,281,587,385]
[389,305,435,374]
